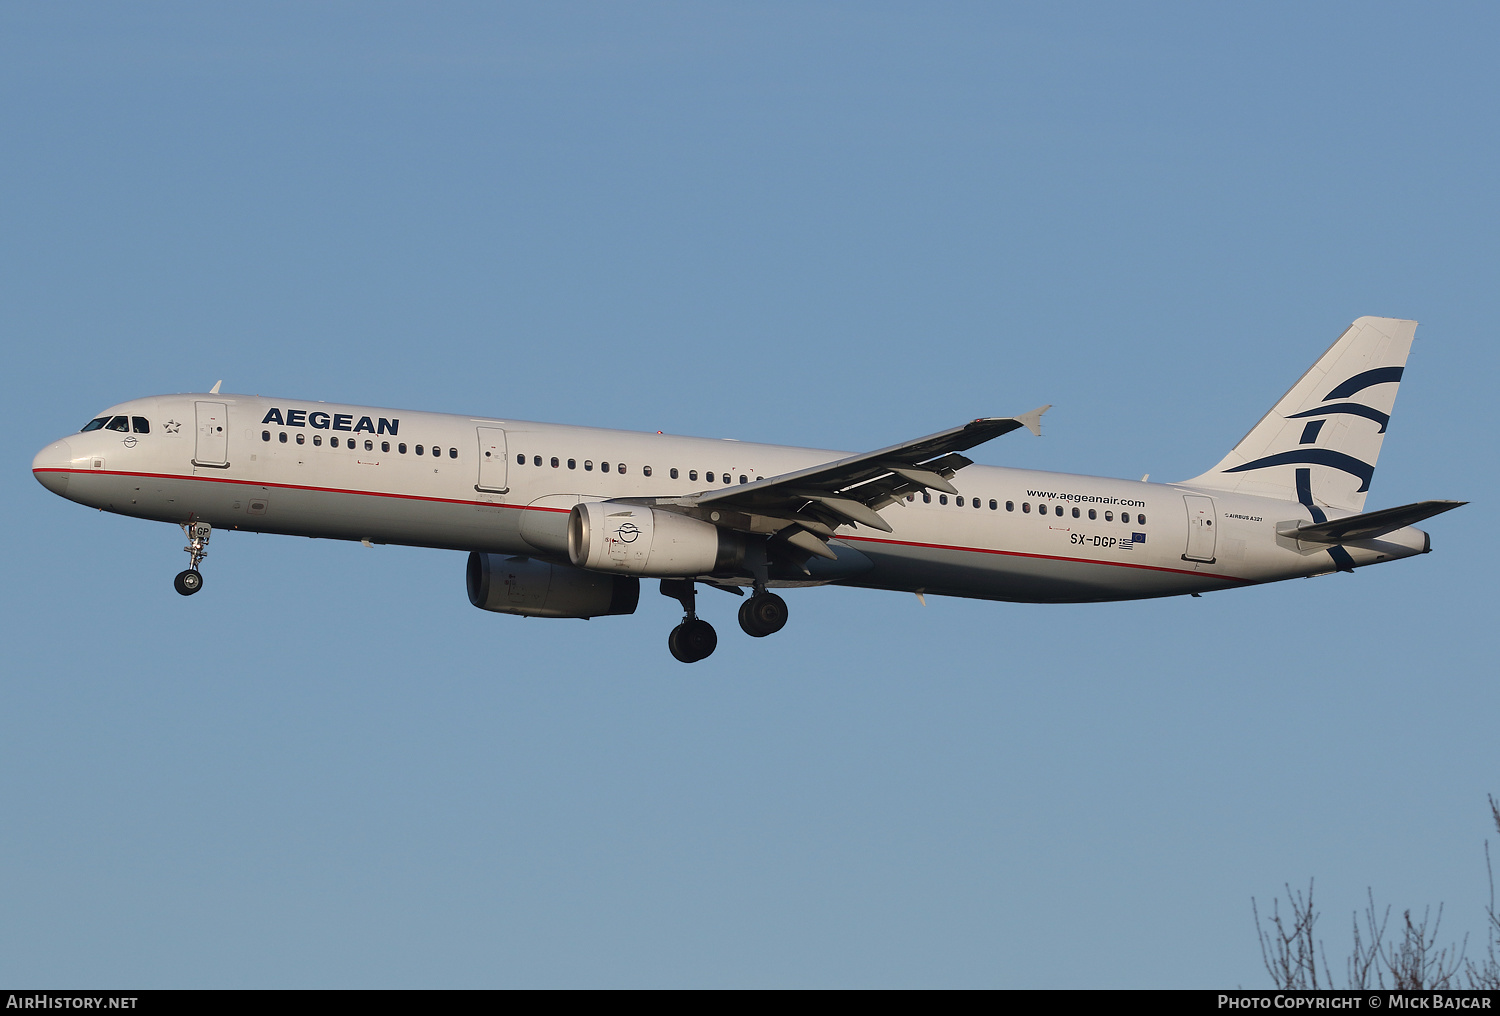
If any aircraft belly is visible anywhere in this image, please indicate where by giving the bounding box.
[78,472,532,555]
[841,538,1222,603]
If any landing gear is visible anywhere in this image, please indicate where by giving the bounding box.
[738,592,788,638]
[175,521,211,597]
[660,579,717,663]
[668,618,718,663]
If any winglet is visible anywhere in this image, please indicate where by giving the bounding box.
[1015,404,1050,437]
[209,380,223,395]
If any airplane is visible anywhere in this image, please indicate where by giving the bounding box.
[31,316,1463,663]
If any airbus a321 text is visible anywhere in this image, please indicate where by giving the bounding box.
[32,317,1463,662]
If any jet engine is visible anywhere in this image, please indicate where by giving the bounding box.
[568,502,745,577]
[466,552,639,618]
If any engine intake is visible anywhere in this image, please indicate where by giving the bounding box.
[466,552,639,618]
[568,502,744,577]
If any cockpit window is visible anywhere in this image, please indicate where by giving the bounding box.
[105,416,129,432]
[81,417,110,432]
[131,417,150,434]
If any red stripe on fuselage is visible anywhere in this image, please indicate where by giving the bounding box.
[36,467,1248,583]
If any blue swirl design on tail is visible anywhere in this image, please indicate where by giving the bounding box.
[1286,402,1390,433]
[1323,366,1403,400]
[1224,449,1375,492]
[1295,468,1356,572]
[1220,366,1401,495]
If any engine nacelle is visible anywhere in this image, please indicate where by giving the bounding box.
[567,502,744,576]
[466,552,639,618]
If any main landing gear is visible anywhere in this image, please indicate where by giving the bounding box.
[661,579,717,663]
[737,591,788,638]
[659,579,791,662]
[174,521,211,596]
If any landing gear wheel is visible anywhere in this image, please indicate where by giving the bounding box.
[668,618,718,663]
[738,592,788,637]
[174,569,203,596]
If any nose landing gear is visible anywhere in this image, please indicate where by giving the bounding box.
[174,521,211,596]
[661,579,717,663]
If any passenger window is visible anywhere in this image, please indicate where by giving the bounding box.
[568,459,576,469]
[315,435,324,446]
[619,464,627,474]
[973,498,981,509]
[517,453,525,465]
[601,461,610,473]
[297,433,306,445]
[1038,504,1046,515]
[365,440,374,451]
[705,471,714,483]
[278,432,287,443]
[1006,501,1014,512]
[922,492,931,503]
[670,468,679,479]
[908,493,916,502]
[262,431,271,442]
[939,494,948,505]
[1072,507,1080,518]
[1138,514,1146,525]
[740,475,747,484]
[1088,509,1096,520]
[551,457,559,467]
[81,417,110,432]
[689,470,698,481]
[956,496,965,507]
[415,444,423,455]
[1022,502,1031,513]
[106,416,129,432]
[989,499,998,510]
[396,442,404,453]
[1105,511,1114,522]
[534,455,542,467]
[382,441,390,452]
[585,460,593,471]
[449,448,457,459]
[643,465,652,477]
[1121,512,1131,524]
[132,417,150,434]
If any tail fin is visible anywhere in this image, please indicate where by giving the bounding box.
[1182,316,1417,513]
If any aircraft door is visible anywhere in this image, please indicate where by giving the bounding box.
[194,401,230,467]
[476,427,509,493]
[1182,495,1217,563]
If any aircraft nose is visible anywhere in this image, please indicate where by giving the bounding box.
[33,439,73,496]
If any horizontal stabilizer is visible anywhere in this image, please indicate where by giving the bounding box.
[1289,499,1466,544]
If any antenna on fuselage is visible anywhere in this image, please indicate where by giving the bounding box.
[209,380,222,394]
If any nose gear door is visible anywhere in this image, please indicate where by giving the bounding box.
[1182,495,1217,563]
[476,427,509,493]
[193,401,229,467]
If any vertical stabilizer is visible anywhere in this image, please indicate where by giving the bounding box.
[1182,316,1417,513]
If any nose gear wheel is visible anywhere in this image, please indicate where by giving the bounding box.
[175,521,211,596]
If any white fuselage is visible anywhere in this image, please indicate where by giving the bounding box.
[32,393,1431,604]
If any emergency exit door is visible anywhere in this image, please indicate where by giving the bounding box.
[1182,495,1217,563]
[193,401,229,467]
[476,427,509,493]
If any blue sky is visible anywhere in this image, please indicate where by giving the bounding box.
[2,2,1495,987]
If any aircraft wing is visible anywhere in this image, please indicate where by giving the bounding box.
[657,407,1049,559]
